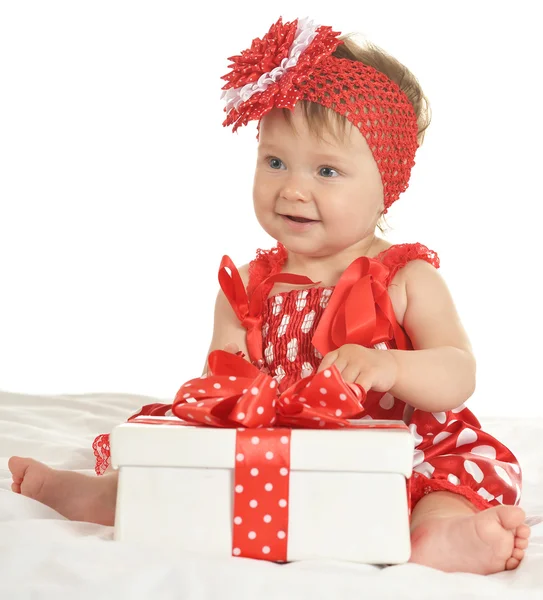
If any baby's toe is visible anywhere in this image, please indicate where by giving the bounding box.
[511,547,525,561]
[11,482,21,493]
[505,557,520,570]
[515,537,529,550]
[516,524,531,539]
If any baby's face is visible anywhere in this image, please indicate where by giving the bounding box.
[253,104,384,258]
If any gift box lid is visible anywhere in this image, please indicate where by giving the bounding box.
[110,417,414,477]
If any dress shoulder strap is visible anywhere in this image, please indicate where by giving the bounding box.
[376,242,440,285]
[246,241,439,294]
[247,243,288,299]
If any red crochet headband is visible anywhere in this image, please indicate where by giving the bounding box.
[221,17,419,211]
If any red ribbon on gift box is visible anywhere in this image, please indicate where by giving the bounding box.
[170,350,406,562]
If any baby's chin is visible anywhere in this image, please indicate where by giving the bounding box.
[257,215,349,259]
[274,237,338,260]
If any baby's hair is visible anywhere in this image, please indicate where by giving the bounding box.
[281,35,431,232]
[335,35,431,146]
[282,36,431,147]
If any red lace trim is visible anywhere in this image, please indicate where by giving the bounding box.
[247,243,288,299]
[92,403,174,475]
[379,243,440,286]
[92,433,111,476]
[247,242,440,296]
[410,472,493,512]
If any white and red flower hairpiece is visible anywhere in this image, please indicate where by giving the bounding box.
[221,17,341,131]
[221,16,420,211]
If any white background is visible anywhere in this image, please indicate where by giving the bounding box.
[1,1,541,416]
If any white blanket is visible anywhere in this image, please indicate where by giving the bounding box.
[1,390,542,600]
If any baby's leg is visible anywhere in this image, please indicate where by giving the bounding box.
[409,491,530,574]
[9,456,117,526]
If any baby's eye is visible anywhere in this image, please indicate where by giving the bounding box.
[268,157,285,169]
[319,166,339,178]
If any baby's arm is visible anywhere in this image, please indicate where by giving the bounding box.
[387,260,476,412]
[202,263,251,375]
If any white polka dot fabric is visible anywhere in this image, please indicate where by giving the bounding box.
[233,429,291,561]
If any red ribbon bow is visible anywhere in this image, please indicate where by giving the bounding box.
[173,349,367,429]
[312,256,410,354]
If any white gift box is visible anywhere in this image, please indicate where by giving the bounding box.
[110,418,414,564]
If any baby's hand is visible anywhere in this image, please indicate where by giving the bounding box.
[223,343,241,354]
[221,343,270,375]
[317,344,398,393]
[205,343,247,376]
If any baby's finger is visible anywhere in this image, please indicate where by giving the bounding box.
[354,374,371,392]
[317,350,339,372]
[328,357,348,375]
[341,364,361,384]
[223,343,240,354]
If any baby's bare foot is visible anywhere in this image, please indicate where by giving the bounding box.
[410,505,530,574]
[9,456,117,526]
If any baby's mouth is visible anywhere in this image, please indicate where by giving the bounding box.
[282,215,318,223]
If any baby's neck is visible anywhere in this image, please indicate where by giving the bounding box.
[283,236,390,286]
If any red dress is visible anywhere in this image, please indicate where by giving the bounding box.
[93,242,521,512]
